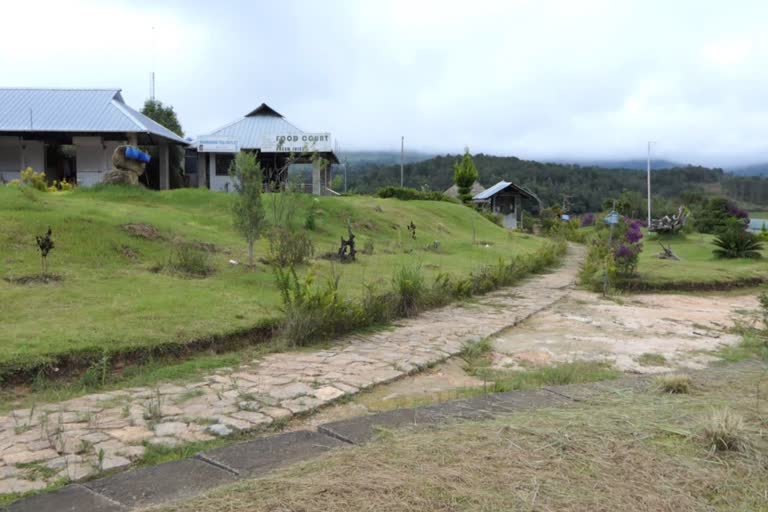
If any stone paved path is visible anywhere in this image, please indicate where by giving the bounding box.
[0,246,583,495]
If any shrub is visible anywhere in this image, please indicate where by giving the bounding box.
[376,186,452,202]
[166,242,214,277]
[304,198,319,230]
[701,408,749,452]
[655,374,691,394]
[579,216,644,290]
[712,230,764,259]
[392,264,427,317]
[274,267,362,346]
[693,197,749,234]
[267,226,314,267]
[8,167,48,191]
[580,213,595,227]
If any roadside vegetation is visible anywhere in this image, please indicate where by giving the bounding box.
[0,183,557,384]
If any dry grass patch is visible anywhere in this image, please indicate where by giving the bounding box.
[148,365,768,512]
[656,373,692,394]
[701,408,750,453]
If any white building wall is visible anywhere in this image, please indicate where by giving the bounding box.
[208,153,235,192]
[0,136,21,182]
[73,136,119,187]
[22,141,45,173]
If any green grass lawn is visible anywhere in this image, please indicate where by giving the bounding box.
[0,185,549,375]
[634,232,768,288]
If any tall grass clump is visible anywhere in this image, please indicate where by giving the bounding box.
[655,373,691,394]
[392,265,427,317]
[165,242,214,277]
[701,408,749,453]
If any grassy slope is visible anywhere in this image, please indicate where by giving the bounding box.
[0,186,547,370]
[151,363,768,512]
[635,233,768,287]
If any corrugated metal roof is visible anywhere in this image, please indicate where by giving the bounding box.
[473,180,538,201]
[198,103,308,149]
[0,88,187,144]
[473,181,512,200]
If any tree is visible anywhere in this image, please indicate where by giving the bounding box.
[230,152,266,266]
[453,148,479,204]
[141,99,184,136]
[141,99,185,188]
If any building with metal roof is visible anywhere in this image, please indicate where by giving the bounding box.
[190,103,338,194]
[443,181,485,199]
[473,180,541,229]
[0,88,187,188]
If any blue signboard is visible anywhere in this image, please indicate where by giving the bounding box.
[604,211,619,225]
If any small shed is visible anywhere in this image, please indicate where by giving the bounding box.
[443,181,485,199]
[473,181,540,229]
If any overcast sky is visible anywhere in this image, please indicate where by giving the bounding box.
[2,0,767,166]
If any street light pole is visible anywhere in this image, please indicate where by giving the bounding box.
[646,141,652,228]
[400,136,404,187]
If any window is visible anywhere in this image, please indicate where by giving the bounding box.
[215,154,234,176]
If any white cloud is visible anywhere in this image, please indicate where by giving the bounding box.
[2,0,768,165]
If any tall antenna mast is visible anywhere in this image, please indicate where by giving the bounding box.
[149,25,156,100]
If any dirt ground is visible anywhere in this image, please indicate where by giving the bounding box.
[491,289,760,373]
[296,288,761,427]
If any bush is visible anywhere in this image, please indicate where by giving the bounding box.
[304,198,319,230]
[579,216,643,291]
[267,226,314,267]
[712,229,764,259]
[376,186,452,202]
[693,197,749,234]
[7,167,48,191]
[580,213,595,227]
[392,265,427,317]
[274,267,362,346]
[166,243,214,277]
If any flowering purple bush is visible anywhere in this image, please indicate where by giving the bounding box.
[614,217,644,275]
[580,213,595,227]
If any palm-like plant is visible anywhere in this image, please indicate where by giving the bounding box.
[712,230,764,259]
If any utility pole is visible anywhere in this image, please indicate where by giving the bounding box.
[646,141,652,227]
[400,136,404,187]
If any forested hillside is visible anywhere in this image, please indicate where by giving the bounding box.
[347,154,768,213]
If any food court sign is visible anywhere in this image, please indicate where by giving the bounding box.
[261,133,332,153]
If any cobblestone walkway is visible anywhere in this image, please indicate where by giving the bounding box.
[0,246,583,494]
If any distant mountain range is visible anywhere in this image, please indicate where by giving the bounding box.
[730,163,768,176]
[339,150,768,177]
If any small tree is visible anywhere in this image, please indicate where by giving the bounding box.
[36,227,54,276]
[230,152,266,266]
[453,147,479,204]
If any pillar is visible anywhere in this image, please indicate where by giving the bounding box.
[127,133,138,146]
[159,140,169,190]
[312,164,321,196]
[197,152,207,188]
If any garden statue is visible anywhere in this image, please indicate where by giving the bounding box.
[649,206,688,234]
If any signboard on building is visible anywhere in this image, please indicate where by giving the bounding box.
[197,137,239,153]
[261,133,332,153]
